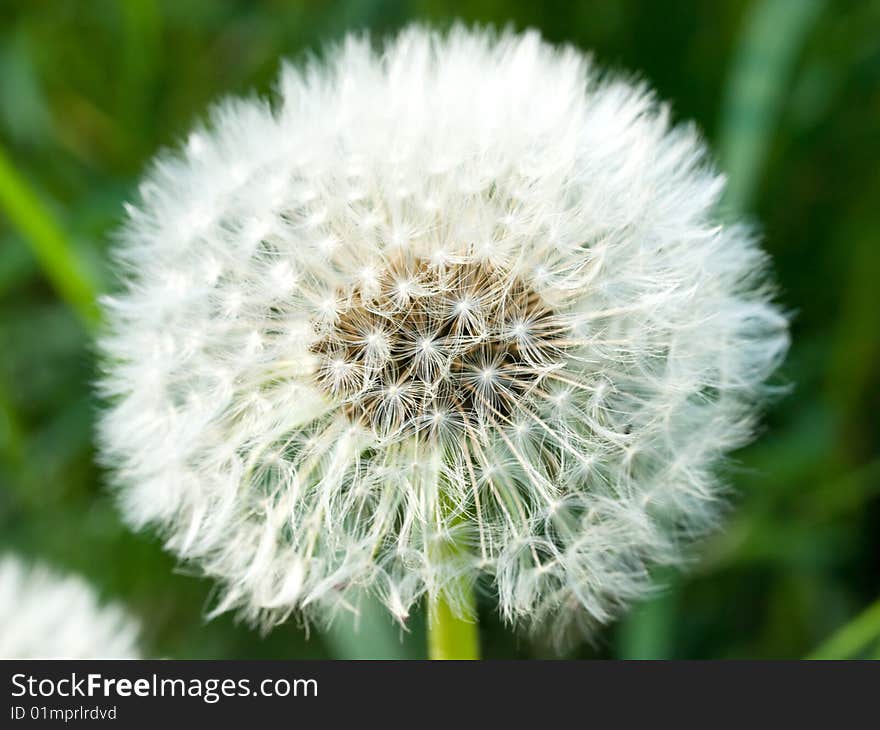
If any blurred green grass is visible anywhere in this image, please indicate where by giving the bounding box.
[0,0,878,659]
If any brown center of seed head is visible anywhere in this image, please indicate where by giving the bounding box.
[310,257,564,439]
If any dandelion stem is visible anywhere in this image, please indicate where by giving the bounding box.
[428,581,479,660]
[427,488,480,660]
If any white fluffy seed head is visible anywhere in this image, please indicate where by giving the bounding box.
[0,555,142,658]
[98,25,788,641]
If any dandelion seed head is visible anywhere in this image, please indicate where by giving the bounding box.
[0,555,142,659]
[98,25,788,642]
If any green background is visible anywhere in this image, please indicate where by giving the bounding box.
[1,0,878,659]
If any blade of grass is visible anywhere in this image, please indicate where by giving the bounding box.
[718,0,826,215]
[808,598,880,659]
[0,144,100,329]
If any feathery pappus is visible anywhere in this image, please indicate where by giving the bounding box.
[98,25,788,640]
[0,554,141,658]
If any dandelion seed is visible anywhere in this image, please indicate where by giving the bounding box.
[98,25,788,642]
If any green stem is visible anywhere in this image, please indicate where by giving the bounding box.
[428,487,480,660]
[428,582,479,660]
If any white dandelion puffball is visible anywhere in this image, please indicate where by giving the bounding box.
[98,25,788,637]
[0,555,142,658]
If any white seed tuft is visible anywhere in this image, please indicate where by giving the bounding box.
[0,555,142,658]
[98,25,788,640]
